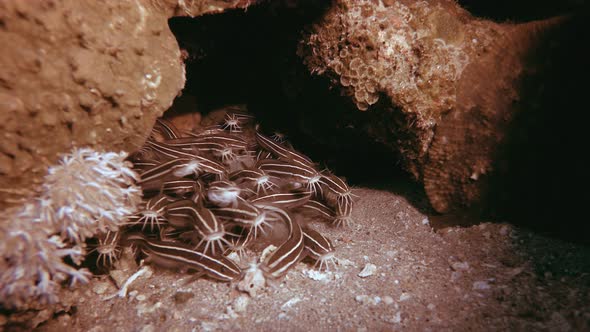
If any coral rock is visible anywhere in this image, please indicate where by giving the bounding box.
[0,0,258,208]
[299,0,565,212]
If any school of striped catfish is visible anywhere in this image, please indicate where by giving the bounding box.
[90,109,355,284]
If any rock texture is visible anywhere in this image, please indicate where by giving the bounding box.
[0,0,578,215]
[0,0,256,208]
[0,0,182,207]
[298,0,565,212]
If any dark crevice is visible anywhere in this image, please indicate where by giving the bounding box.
[65,121,73,134]
[167,1,414,190]
[457,0,589,22]
[165,1,589,242]
[483,13,590,243]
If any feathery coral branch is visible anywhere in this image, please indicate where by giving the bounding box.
[0,148,141,310]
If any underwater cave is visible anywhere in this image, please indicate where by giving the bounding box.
[1,0,589,330]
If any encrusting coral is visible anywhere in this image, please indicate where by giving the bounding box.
[298,0,472,170]
[299,0,469,114]
[298,0,564,213]
[0,148,141,310]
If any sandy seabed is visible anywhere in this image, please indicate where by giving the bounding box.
[35,184,589,331]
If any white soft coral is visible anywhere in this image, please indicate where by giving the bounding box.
[40,148,141,243]
[0,147,141,309]
[0,208,91,309]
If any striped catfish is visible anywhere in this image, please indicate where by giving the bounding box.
[206,180,242,208]
[140,172,200,199]
[220,111,254,133]
[254,130,314,167]
[161,177,202,199]
[299,199,336,221]
[145,141,226,177]
[333,210,353,228]
[162,137,239,163]
[90,230,122,268]
[163,136,226,152]
[185,132,248,151]
[124,194,170,232]
[124,233,241,282]
[319,171,356,214]
[164,200,230,255]
[250,190,312,210]
[152,118,183,140]
[211,197,276,239]
[138,158,193,184]
[259,206,306,279]
[229,168,279,195]
[303,228,336,271]
[256,159,322,194]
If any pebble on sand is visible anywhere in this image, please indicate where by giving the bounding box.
[358,263,377,278]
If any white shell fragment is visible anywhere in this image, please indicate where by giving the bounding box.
[473,281,491,290]
[260,245,278,262]
[358,263,377,278]
[238,263,266,297]
[231,295,250,313]
[281,297,302,311]
[302,269,330,281]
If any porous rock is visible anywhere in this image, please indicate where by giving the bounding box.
[298,0,564,212]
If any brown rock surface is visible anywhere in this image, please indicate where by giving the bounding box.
[0,0,184,206]
[0,0,257,208]
[423,18,565,213]
[1,0,575,216]
[298,0,567,212]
